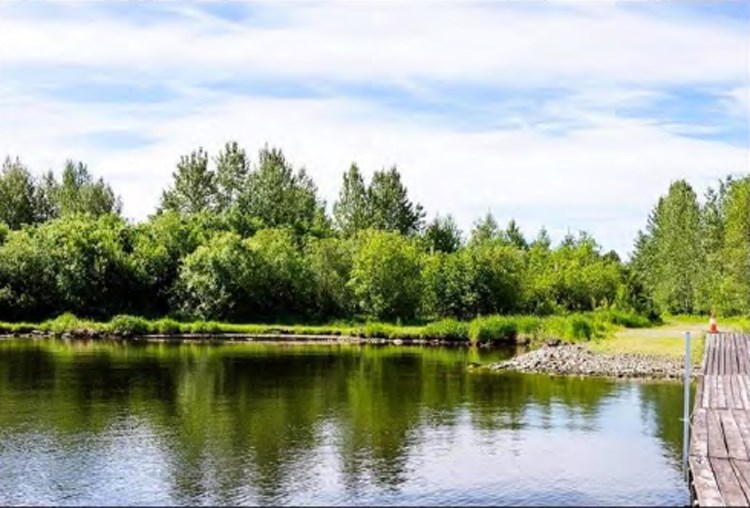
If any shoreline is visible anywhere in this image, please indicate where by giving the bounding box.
[482,343,698,381]
[0,331,499,347]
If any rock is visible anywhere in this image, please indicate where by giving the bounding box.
[485,344,689,381]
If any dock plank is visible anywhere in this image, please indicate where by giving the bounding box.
[711,458,749,506]
[690,334,750,507]
[732,460,750,503]
[719,410,749,460]
[691,455,725,506]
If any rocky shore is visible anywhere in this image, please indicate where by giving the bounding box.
[486,342,696,381]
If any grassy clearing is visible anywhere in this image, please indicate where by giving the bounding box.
[587,316,749,363]
[0,309,654,343]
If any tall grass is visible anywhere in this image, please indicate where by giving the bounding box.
[0,308,658,344]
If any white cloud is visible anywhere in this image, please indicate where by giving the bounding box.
[0,2,746,86]
[0,1,747,259]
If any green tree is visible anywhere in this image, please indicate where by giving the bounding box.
[215,141,250,211]
[634,180,702,314]
[422,214,462,253]
[718,177,750,314]
[333,163,370,236]
[367,166,425,236]
[502,219,528,250]
[57,161,122,217]
[176,232,262,320]
[304,237,355,318]
[237,147,328,236]
[349,230,423,320]
[469,212,499,245]
[0,157,37,229]
[160,148,217,214]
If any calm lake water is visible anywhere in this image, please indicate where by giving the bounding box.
[0,339,689,506]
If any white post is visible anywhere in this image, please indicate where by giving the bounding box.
[683,330,691,483]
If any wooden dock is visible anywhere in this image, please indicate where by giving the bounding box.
[689,333,750,506]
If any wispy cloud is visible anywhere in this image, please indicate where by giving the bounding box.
[0,0,747,257]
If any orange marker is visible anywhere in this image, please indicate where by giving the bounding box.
[709,310,718,334]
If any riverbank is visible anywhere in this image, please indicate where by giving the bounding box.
[0,310,655,344]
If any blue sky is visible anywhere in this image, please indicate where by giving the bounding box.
[0,0,748,257]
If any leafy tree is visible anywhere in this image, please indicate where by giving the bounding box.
[421,250,474,319]
[718,177,750,314]
[349,230,423,320]
[34,171,59,222]
[367,166,425,236]
[57,161,122,217]
[237,147,329,236]
[160,148,217,214]
[215,141,250,211]
[333,163,370,236]
[0,157,37,229]
[633,180,702,314]
[176,232,262,320]
[469,212,499,245]
[304,237,355,318]
[502,219,528,250]
[423,214,462,253]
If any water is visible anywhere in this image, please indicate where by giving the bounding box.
[0,339,689,506]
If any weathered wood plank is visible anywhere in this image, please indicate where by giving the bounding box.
[733,410,750,455]
[719,410,749,460]
[732,459,750,503]
[708,408,730,459]
[716,374,728,409]
[701,376,711,409]
[706,334,714,375]
[691,455,726,507]
[692,408,709,457]
[711,457,749,506]
[729,375,741,409]
[739,376,750,410]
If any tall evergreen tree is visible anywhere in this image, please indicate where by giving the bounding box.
[333,163,370,236]
[160,148,216,214]
[367,166,425,236]
[502,219,528,250]
[469,212,499,245]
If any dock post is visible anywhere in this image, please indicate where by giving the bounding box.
[683,330,691,483]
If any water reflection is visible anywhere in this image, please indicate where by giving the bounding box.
[0,339,688,506]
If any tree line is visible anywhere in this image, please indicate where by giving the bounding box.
[0,142,745,323]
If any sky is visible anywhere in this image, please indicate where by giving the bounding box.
[0,0,748,257]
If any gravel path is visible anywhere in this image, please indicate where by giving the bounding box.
[486,343,696,381]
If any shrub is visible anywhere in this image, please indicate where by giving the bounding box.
[189,320,222,334]
[566,315,594,341]
[108,315,150,336]
[469,315,518,343]
[154,318,183,335]
[44,313,82,335]
[422,319,470,341]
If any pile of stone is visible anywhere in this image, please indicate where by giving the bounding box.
[488,343,695,380]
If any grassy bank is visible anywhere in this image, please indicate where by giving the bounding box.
[0,309,656,344]
[587,316,750,364]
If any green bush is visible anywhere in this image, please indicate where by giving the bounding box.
[421,319,470,341]
[189,320,222,334]
[44,313,83,335]
[469,316,518,343]
[597,309,651,328]
[566,315,594,341]
[108,315,150,336]
[153,318,183,335]
[516,316,543,337]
